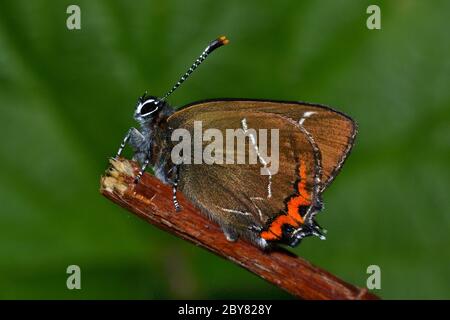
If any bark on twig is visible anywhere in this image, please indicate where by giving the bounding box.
[100,158,379,300]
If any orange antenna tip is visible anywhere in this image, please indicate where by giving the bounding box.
[218,35,229,45]
[207,36,230,53]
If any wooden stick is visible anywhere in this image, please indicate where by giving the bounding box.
[100,158,379,300]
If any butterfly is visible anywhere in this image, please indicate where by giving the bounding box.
[114,36,357,249]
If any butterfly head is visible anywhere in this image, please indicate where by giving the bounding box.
[134,94,168,124]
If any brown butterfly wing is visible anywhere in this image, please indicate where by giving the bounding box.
[169,99,357,191]
[168,109,321,248]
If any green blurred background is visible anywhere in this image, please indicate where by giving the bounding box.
[0,0,448,299]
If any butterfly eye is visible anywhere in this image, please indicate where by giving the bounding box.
[139,99,160,116]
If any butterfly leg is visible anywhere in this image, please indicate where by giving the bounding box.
[171,165,181,212]
[115,128,149,184]
[134,158,149,184]
[115,127,144,158]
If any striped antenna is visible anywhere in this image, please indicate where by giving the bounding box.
[159,36,229,102]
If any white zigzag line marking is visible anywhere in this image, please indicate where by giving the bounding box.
[241,118,272,199]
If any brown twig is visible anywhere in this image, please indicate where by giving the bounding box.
[100,158,379,300]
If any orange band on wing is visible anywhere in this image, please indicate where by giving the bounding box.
[298,160,310,198]
[261,215,299,240]
[260,230,279,241]
[260,160,311,241]
[287,160,310,223]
